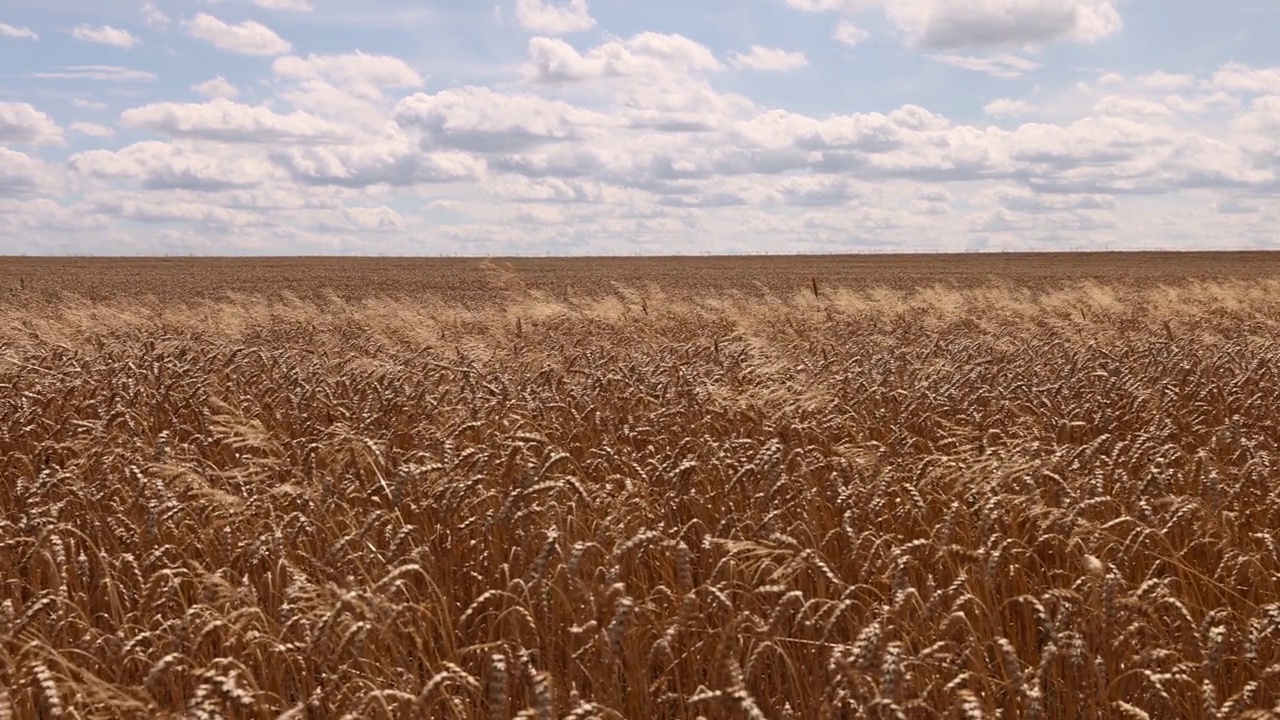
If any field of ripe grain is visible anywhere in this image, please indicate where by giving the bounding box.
[4,258,1280,719]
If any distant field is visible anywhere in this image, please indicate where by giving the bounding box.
[6,252,1280,303]
[3,255,1280,718]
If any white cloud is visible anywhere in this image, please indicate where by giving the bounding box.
[782,0,1123,50]
[142,1,170,28]
[71,25,140,49]
[0,22,38,40]
[0,148,57,196]
[1138,71,1193,91]
[273,52,424,99]
[928,52,1040,78]
[192,76,240,100]
[396,86,614,151]
[28,66,157,83]
[514,0,595,35]
[523,33,721,83]
[730,46,809,72]
[184,14,291,56]
[70,141,280,191]
[251,0,314,11]
[69,122,115,138]
[273,143,486,187]
[984,98,1033,117]
[120,99,350,144]
[1207,64,1280,96]
[0,103,64,145]
[834,20,869,47]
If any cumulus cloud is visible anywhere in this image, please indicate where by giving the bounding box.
[0,148,56,196]
[70,141,280,191]
[523,33,721,83]
[514,0,595,35]
[984,98,1033,117]
[0,22,38,40]
[192,77,240,100]
[0,103,64,145]
[730,46,809,72]
[782,0,1123,49]
[273,52,424,99]
[71,25,141,49]
[184,14,291,56]
[120,99,350,144]
[395,86,614,151]
[273,143,485,187]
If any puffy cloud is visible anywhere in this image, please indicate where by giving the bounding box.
[984,98,1033,117]
[273,143,485,187]
[0,22,38,40]
[184,14,291,56]
[192,77,240,100]
[781,0,1123,49]
[1207,64,1280,96]
[120,99,350,144]
[523,33,721,83]
[273,52,424,99]
[928,53,1039,78]
[834,20,870,47]
[0,103,64,145]
[69,141,281,191]
[514,0,595,35]
[71,24,140,49]
[0,148,56,196]
[729,46,809,72]
[395,86,614,151]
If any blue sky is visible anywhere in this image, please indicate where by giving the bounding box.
[1,0,1278,255]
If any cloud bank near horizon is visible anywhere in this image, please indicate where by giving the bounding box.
[1,0,1278,255]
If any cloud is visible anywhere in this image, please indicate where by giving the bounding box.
[0,148,56,196]
[273,52,424,99]
[142,1,170,28]
[928,53,1039,78]
[69,122,114,138]
[192,77,240,100]
[70,141,280,191]
[72,98,111,111]
[71,25,141,49]
[0,103,64,145]
[782,0,1123,50]
[0,22,38,40]
[251,0,314,11]
[834,20,869,47]
[1207,64,1280,96]
[523,33,721,83]
[395,86,614,151]
[514,0,595,35]
[984,98,1033,117]
[273,143,485,187]
[120,99,350,144]
[184,14,291,56]
[27,66,157,83]
[730,46,809,72]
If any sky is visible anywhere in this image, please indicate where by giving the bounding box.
[1,0,1279,256]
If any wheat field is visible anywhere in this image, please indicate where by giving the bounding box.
[3,258,1280,718]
